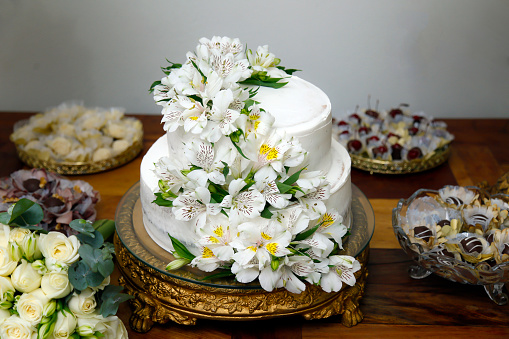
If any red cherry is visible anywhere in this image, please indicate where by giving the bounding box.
[358,126,371,135]
[389,108,403,118]
[407,147,422,160]
[337,120,348,126]
[347,139,362,152]
[340,130,350,137]
[349,113,361,124]
[387,132,400,139]
[365,109,379,119]
[373,145,388,156]
[408,127,419,136]
[412,115,423,122]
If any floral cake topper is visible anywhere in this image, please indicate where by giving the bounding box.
[150,36,359,294]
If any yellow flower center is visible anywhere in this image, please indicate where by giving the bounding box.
[202,247,214,258]
[266,243,278,255]
[213,226,224,238]
[261,232,272,240]
[39,177,47,188]
[247,246,257,252]
[208,236,220,244]
[320,213,335,228]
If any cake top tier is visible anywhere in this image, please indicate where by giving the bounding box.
[254,76,331,134]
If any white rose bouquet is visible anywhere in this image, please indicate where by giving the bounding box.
[0,198,131,339]
[150,36,360,294]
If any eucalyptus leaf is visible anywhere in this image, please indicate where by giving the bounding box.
[78,244,104,273]
[68,261,104,291]
[77,230,104,249]
[99,285,134,318]
[69,219,95,237]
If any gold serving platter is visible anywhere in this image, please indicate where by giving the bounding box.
[14,127,144,175]
[350,144,451,175]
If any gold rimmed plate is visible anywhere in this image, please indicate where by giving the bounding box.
[350,144,451,175]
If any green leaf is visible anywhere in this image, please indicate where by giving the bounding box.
[0,212,9,225]
[239,78,288,89]
[231,139,250,160]
[68,261,104,291]
[260,206,273,219]
[148,80,161,93]
[78,244,113,279]
[169,235,196,261]
[8,199,44,226]
[221,161,230,178]
[276,182,293,194]
[294,223,321,242]
[282,167,305,186]
[152,193,173,207]
[77,230,104,249]
[99,285,133,318]
[200,270,235,281]
[69,219,95,237]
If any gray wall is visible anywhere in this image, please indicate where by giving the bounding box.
[1,0,508,118]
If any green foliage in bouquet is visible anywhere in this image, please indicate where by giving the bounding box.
[0,198,132,319]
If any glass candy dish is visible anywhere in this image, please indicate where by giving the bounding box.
[392,185,509,305]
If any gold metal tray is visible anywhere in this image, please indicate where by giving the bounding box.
[14,126,143,175]
[114,181,374,332]
[351,144,451,175]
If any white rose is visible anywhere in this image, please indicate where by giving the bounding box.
[11,259,42,293]
[0,225,10,248]
[101,316,129,339]
[53,310,76,339]
[68,289,97,317]
[0,315,34,339]
[41,271,72,299]
[0,246,18,277]
[38,232,80,270]
[16,289,49,326]
[76,315,105,336]
[9,228,31,245]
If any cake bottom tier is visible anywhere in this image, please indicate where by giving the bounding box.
[140,135,352,253]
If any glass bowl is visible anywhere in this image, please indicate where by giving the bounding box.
[392,186,509,305]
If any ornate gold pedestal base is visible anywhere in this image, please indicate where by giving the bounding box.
[114,182,374,332]
[115,234,369,332]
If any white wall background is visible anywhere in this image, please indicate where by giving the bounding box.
[1,0,508,118]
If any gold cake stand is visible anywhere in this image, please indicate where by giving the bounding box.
[114,182,374,333]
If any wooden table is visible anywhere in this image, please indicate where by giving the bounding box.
[1,113,509,337]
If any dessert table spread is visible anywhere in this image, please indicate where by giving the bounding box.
[1,112,509,337]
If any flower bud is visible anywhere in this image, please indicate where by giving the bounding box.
[166,258,190,271]
[32,259,47,275]
[43,299,57,317]
[8,242,22,262]
[20,233,42,262]
[77,324,94,336]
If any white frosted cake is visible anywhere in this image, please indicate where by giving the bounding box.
[140,37,358,294]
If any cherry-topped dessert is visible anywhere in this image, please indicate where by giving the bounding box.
[347,139,362,153]
[407,147,423,160]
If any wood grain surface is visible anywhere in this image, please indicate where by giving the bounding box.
[1,113,509,338]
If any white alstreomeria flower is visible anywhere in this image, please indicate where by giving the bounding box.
[242,103,275,140]
[295,171,331,219]
[184,138,235,185]
[172,187,222,229]
[319,255,360,293]
[296,209,347,259]
[220,179,266,225]
[275,255,316,294]
[246,45,288,78]
[254,166,291,209]
[153,156,195,195]
[230,219,292,291]
[196,214,237,261]
[161,95,207,133]
[203,89,241,143]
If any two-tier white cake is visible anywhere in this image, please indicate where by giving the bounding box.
[140,37,357,294]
